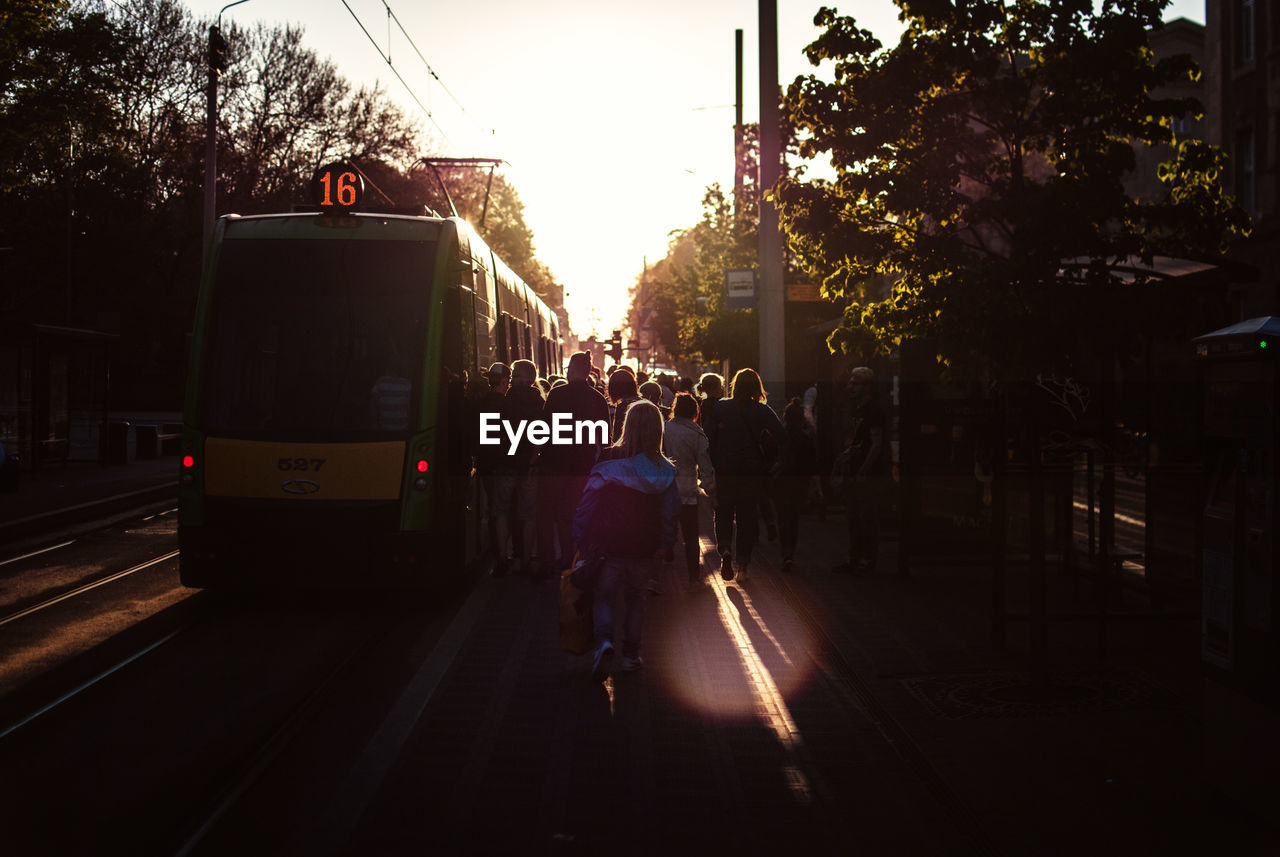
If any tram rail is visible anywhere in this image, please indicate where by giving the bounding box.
[0,549,180,630]
[172,627,378,857]
[0,624,190,741]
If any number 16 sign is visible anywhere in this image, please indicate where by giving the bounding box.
[311,162,365,212]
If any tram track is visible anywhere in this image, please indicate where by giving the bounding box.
[0,549,180,629]
[0,623,190,741]
[0,579,441,857]
[164,576,483,857]
[172,625,378,857]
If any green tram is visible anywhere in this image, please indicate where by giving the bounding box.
[179,165,564,587]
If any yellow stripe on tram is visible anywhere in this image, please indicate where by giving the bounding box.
[204,438,406,500]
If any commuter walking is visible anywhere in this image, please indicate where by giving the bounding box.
[832,366,886,574]
[607,367,641,443]
[774,397,818,573]
[703,368,786,582]
[658,374,676,410]
[663,393,716,588]
[802,380,819,431]
[695,372,724,428]
[539,351,610,571]
[494,359,544,578]
[639,380,669,419]
[575,400,680,681]
[475,363,511,575]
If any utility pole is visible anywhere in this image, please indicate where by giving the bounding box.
[203,1,252,269]
[758,0,785,407]
[734,29,744,213]
[65,106,73,324]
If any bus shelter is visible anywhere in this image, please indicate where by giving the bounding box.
[0,320,115,469]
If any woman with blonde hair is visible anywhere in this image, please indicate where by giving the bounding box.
[702,368,787,582]
[574,400,680,681]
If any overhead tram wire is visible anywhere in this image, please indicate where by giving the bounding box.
[381,1,496,139]
[339,0,454,149]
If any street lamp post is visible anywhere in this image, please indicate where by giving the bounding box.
[203,0,252,269]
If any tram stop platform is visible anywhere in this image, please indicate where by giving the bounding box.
[300,507,1278,857]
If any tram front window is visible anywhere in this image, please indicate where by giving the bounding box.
[204,237,436,436]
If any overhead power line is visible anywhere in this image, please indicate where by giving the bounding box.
[340,0,497,148]
[382,2,495,138]
[340,0,453,148]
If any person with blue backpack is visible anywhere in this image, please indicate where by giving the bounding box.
[574,400,680,682]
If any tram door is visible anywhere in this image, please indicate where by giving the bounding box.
[1193,317,1278,820]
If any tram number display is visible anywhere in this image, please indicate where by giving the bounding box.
[278,457,327,472]
[311,162,364,212]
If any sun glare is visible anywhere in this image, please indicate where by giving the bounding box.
[656,536,817,804]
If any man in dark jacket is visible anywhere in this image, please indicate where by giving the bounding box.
[475,362,510,574]
[539,351,609,570]
[703,368,786,581]
[495,359,545,577]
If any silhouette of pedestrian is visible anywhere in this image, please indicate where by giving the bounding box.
[494,359,544,578]
[607,368,641,443]
[539,351,610,571]
[703,368,786,582]
[663,393,716,588]
[574,401,680,681]
[475,362,510,575]
[695,372,724,428]
[775,397,818,573]
[832,366,885,574]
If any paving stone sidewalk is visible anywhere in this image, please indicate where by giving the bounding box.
[340,501,1279,856]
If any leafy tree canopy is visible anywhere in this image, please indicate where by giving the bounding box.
[0,0,562,406]
[777,0,1249,373]
[629,123,806,370]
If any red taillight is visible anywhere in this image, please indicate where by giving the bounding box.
[182,455,195,468]
[416,459,429,473]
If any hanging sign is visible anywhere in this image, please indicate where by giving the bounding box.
[725,268,756,309]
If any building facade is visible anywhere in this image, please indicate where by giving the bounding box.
[1206,0,1280,318]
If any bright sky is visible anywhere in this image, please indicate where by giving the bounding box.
[181,0,1206,340]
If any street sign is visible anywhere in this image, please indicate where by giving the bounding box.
[725,268,756,309]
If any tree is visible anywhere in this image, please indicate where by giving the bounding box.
[215,21,419,214]
[0,0,563,407]
[629,122,808,369]
[776,1,1248,374]
[0,0,71,190]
